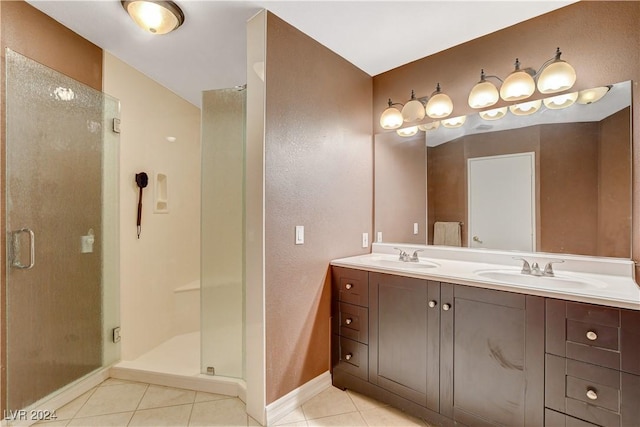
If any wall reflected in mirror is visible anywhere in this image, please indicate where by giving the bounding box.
[374,80,632,258]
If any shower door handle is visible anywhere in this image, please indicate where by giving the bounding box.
[10,228,35,269]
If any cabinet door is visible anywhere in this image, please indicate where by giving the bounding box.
[369,273,440,412]
[440,284,544,426]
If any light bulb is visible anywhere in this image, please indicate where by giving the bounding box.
[500,59,535,102]
[380,99,403,130]
[479,107,508,121]
[509,99,542,116]
[396,126,419,137]
[537,48,576,94]
[543,92,578,110]
[468,71,499,108]
[426,84,453,119]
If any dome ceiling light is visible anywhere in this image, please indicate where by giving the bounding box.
[122,0,185,35]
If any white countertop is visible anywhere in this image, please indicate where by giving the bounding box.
[331,243,640,310]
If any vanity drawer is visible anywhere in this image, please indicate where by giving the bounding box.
[334,335,368,381]
[338,302,368,344]
[332,266,369,307]
[545,409,599,427]
[546,300,640,375]
[545,354,640,426]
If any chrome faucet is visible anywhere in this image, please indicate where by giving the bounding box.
[514,257,564,277]
[394,248,424,262]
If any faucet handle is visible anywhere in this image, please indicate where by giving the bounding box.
[543,260,564,277]
[513,257,531,274]
[410,249,424,262]
[393,247,408,261]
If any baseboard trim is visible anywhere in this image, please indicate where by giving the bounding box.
[2,367,110,427]
[265,371,331,426]
[109,366,246,402]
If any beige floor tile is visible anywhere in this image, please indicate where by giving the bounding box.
[67,412,134,427]
[33,419,69,427]
[138,385,196,410]
[345,390,388,412]
[99,378,141,387]
[54,388,97,420]
[194,391,234,403]
[302,387,357,421]
[277,421,309,427]
[189,398,247,426]
[75,383,148,418]
[128,403,193,426]
[359,405,427,427]
[248,415,262,426]
[307,412,367,427]
[274,407,306,425]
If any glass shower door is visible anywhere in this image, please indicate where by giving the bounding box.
[5,49,120,411]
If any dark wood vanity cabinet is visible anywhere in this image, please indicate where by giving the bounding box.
[332,267,546,426]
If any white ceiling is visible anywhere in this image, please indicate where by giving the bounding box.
[26,0,576,107]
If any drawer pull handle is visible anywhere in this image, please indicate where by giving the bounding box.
[586,331,598,341]
[586,389,598,400]
[345,283,353,290]
[442,303,451,311]
[345,318,353,325]
[428,300,437,308]
[345,353,353,361]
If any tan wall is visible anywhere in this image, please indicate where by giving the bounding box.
[374,1,640,268]
[375,132,426,244]
[264,12,373,404]
[0,0,103,411]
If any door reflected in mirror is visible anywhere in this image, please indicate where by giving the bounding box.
[374,80,632,258]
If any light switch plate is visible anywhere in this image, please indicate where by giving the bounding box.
[377,231,383,243]
[295,226,304,245]
[413,223,419,235]
[362,232,369,248]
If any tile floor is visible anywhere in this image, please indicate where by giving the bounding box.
[34,378,432,427]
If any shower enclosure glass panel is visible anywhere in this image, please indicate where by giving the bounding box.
[5,49,120,411]
[201,88,245,378]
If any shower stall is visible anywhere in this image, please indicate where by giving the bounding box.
[3,50,120,412]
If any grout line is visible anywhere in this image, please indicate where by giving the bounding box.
[125,383,150,427]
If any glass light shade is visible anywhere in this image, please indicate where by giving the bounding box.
[479,107,508,121]
[426,93,453,119]
[468,81,499,108]
[509,99,542,116]
[418,121,440,131]
[577,86,611,104]
[401,99,426,122]
[396,126,419,137]
[122,0,184,35]
[500,71,535,102]
[441,115,466,129]
[380,106,403,130]
[543,92,578,110]
[537,61,577,94]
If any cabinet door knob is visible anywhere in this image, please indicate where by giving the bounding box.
[586,331,598,341]
[345,318,353,325]
[428,300,437,308]
[345,283,353,290]
[442,303,451,311]
[586,389,598,400]
[345,353,353,361]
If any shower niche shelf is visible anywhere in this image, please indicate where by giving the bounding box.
[154,173,169,213]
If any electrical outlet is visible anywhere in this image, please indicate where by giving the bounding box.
[362,232,369,248]
[377,231,383,243]
[112,327,121,343]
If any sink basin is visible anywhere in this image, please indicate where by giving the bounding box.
[474,269,607,290]
[369,256,439,269]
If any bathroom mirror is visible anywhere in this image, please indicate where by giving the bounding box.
[374,80,632,258]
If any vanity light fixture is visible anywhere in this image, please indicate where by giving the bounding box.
[418,121,440,131]
[508,99,542,116]
[380,99,404,130]
[543,92,579,110]
[121,0,185,35]
[536,48,577,94]
[401,90,426,122]
[425,83,454,119]
[500,58,536,102]
[468,70,501,108]
[396,126,419,137]
[577,86,612,104]
[479,107,508,121]
[441,115,466,129]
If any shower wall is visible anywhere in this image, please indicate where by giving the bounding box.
[102,53,202,361]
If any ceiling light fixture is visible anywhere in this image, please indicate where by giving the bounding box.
[122,0,185,35]
[470,47,577,106]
